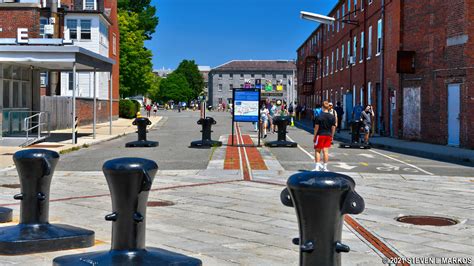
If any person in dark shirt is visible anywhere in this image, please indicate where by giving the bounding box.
[334,101,344,133]
[360,105,375,144]
[313,101,336,171]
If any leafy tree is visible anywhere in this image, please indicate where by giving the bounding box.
[147,74,161,102]
[118,0,158,40]
[118,11,154,97]
[158,72,193,103]
[174,60,204,100]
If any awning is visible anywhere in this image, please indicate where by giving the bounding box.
[0,45,114,72]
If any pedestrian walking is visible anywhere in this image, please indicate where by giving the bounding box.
[145,104,151,117]
[153,104,158,116]
[260,105,270,138]
[352,103,364,143]
[334,101,344,133]
[328,102,338,129]
[269,102,277,133]
[312,104,322,129]
[313,101,336,172]
[361,105,375,145]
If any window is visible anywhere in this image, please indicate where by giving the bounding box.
[342,4,345,29]
[251,74,255,78]
[336,48,339,71]
[326,56,329,76]
[68,72,74,91]
[360,31,364,62]
[229,73,233,79]
[40,72,48,87]
[80,20,91,40]
[272,74,276,78]
[218,84,222,92]
[353,36,357,64]
[40,18,48,38]
[283,74,287,78]
[113,34,117,55]
[84,0,96,10]
[352,85,356,106]
[348,0,351,12]
[368,26,372,59]
[337,10,340,32]
[218,74,222,79]
[229,84,233,91]
[367,82,372,104]
[331,51,334,74]
[3,80,10,108]
[361,0,364,11]
[262,74,266,78]
[377,19,382,55]
[99,21,109,44]
[240,74,244,79]
[347,40,350,67]
[354,0,357,16]
[66,20,77,40]
[341,44,345,70]
[360,87,364,106]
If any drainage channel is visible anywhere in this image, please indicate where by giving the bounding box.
[396,215,459,226]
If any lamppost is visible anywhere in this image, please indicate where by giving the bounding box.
[300,10,360,104]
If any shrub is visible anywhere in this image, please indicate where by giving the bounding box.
[119,99,137,118]
[131,99,141,114]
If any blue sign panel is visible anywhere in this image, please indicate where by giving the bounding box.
[233,88,260,122]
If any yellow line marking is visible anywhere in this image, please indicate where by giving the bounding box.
[360,162,369,166]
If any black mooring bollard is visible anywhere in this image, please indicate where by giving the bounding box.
[281,171,365,266]
[265,116,297,147]
[0,207,12,223]
[0,149,94,255]
[126,117,159,147]
[53,158,202,266]
[190,117,222,148]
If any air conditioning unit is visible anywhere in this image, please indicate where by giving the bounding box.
[349,56,356,65]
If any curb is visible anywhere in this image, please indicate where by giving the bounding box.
[294,120,474,165]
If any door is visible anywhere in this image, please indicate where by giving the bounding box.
[376,83,382,134]
[403,87,421,140]
[448,84,460,146]
[344,93,353,128]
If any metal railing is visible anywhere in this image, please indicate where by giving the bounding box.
[23,112,51,147]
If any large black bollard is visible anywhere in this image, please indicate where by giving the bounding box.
[190,117,222,148]
[281,171,365,266]
[265,116,297,147]
[0,149,94,255]
[0,207,12,223]
[126,117,159,147]
[53,158,202,266]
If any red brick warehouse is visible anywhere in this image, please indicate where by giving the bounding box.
[296,0,473,148]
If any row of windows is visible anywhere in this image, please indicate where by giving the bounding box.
[313,19,382,78]
[302,0,378,57]
[218,73,289,79]
[217,84,288,92]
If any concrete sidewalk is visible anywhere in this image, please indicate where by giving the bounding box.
[0,116,162,170]
[295,118,474,165]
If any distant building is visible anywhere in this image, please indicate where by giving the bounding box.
[153,68,173,78]
[208,60,297,107]
[198,65,210,99]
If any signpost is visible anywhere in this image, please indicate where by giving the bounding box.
[232,88,261,146]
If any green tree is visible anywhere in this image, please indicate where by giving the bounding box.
[158,72,193,103]
[147,74,161,102]
[175,60,204,100]
[118,0,158,40]
[118,11,154,97]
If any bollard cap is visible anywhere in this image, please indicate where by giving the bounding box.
[103,158,158,173]
[13,149,60,161]
[287,171,355,191]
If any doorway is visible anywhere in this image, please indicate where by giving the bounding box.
[447,84,460,146]
[344,92,353,129]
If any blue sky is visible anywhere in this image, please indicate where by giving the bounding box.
[147,0,337,70]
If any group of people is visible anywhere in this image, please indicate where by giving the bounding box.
[144,103,159,117]
[259,100,294,138]
[312,101,375,172]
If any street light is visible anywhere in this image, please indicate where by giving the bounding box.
[300,11,335,25]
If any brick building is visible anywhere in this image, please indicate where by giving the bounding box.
[0,0,118,144]
[297,0,473,148]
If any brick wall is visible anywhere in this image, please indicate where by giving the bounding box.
[0,7,40,38]
[104,0,120,118]
[76,98,118,126]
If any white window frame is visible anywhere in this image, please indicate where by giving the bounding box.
[336,48,339,72]
[341,44,345,70]
[331,51,334,74]
[377,19,382,56]
[347,40,351,68]
[360,31,364,63]
[352,85,356,107]
[337,10,340,32]
[367,26,372,59]
[80,19,92,41]
[84,0,97,10]
[367,82,372,105]
[218,84,223,92]
[353,36,357,65]
[342,4,345,29]
[66,19,78,40]
[354,0,357,16]
[360,86,364,106]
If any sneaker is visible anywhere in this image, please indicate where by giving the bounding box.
[263,134,267,139]
[322,164,329,172]
[312,163,322,171]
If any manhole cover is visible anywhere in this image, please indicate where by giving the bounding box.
[1,184,21,189]
[147,200,174,207]
[396,215,458,226]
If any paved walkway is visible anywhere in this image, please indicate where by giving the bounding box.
[295,118,474,165]
[0,116,162,170]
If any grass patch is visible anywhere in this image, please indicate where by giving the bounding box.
[59,146,81,155]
